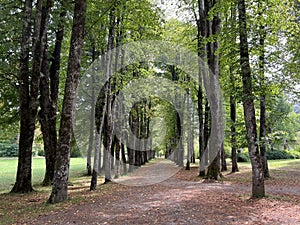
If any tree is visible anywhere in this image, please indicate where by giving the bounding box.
[48,0,87,203]
[204,0,223,180]
[238,0,265,198]
[39,0,68,186]
[12,0,52,193]
[197,0,206,177]
[257,0,269,179]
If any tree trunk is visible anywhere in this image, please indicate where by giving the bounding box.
[258,2,270,179]
[230,94,239,173]
[12,0,33,193]
[128,146,134,172]
[48,0,87,203]
[221,143,227,172]
[40,1,66,185]
[90,84,107,190]
[238,0,265,198]
[103,6,116,184]
[87,44,97,176]
[39,39,54,186]
[115,137,121,179]
[90,131,101,190]
[121,142,127,174]
[12,0,51,193]
[205,0,222,179]
[186,91,191,170]
[197,0,206,177]
[229,5,239,173]
[259,94,270,178]
[206,155,221,180]
[178,96,184,167]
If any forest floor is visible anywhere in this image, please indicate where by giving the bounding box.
[1,159,300,225]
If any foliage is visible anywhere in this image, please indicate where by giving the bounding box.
[0,142,18,157]
[237,151,250,162]
[267,96,300,149]
[266,149,297,160]
[288,150,300,159]
[0,1,22,137]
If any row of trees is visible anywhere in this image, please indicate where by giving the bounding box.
[0,0,299,202]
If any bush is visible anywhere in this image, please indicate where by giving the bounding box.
[37,148,45,157]
[288,150,300,159]
[0,142,19,157]
[266,149,294,160]
[71,145,82,158]
[237,152,250,162]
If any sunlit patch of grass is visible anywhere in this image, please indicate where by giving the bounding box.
[0,155,118,224]
[0,157,86,193]
[267,159,300,169]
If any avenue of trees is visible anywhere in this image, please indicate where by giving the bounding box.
[0,0,299,203]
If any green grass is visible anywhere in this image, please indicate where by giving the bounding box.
[1,158,299,192]
[0,157,86,192]
[237,159,300,169]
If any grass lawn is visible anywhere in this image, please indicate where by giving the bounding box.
[238,159,300,169]
[0,157,86,193]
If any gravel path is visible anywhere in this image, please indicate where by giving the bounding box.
[21,160,300,225]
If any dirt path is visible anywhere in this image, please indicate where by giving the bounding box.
[20,160,300,225]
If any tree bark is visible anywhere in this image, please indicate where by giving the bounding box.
[258,2,270,179]
[39,0,65,185]
[103,6,116,184]
[229,5,239,173]
[186,91,191,170]
[12,0,51,193]
[197,0,206,177]
[205,0,222,179]
[11,0,33,193]
[87,43,97,176]
[48,0,87,203]
[230,94,239,173]
[238,0,265,198]
[221,143,227,172]
[259,94,270,178]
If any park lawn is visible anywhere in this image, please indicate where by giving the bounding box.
[237,159,300,169]
[0,157,86,193]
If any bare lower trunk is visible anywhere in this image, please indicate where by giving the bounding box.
[206,154,221,180]
[238,0,265,198]
[90,131,101,190]
[186,92,191,170]
[13,0,51,193]
[198,0,206,177]
[87,46,97,176]
[230,95,239,173]
[258,7,270,179]
[221,143,227,172]
[114,138,121,179]
[259,95,270,179]
[48,0,87,203]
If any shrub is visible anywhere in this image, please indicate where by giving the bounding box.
[237,152,250,162]
[0,142,19,157]
[37,148,45,157]
[289,150,300,159]
[266,149,294,160]
[71,145,82,158]
[224,145,231,159]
